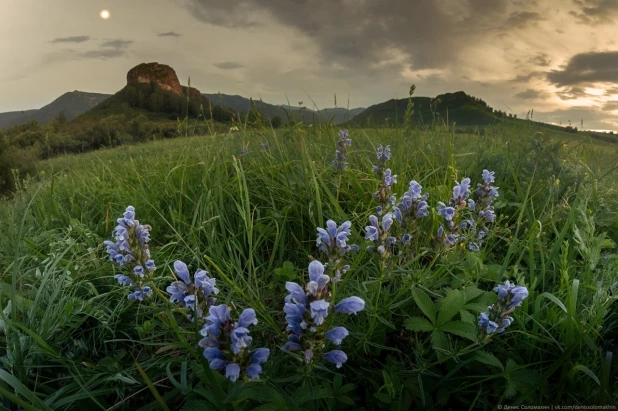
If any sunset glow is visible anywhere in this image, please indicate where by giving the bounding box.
[100,10,110,20]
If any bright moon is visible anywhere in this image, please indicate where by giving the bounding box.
[100,10,110,19]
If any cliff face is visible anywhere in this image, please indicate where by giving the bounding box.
[126,62,183,96]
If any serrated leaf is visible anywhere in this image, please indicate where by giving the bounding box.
[411,288,436,324]
[460,309,476,324]
[505,358,518,372]
[504,381,518,398]
[437,289,466,326]
[431,330,449,359]
[439,321,477,341]
[474,351,504,371]
[404,317,434,332]
[462,303,488,313]
[335,395,354,405]
[462,286,484,302]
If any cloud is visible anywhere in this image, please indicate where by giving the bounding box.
[183,0,514,71]
[555,86,588,100]
[569,0,618,24]
[50,35,90,44]
[78,49,127,60]
[505,11,544,29]
[100,39,134,49]
[213,61,246,70]
[515,89,546,99]
[535,105,617,129]
[528,53,551,67]
[547,51,618,86]
[509,71,545,83]
[602,101,618,111]
[158,31,182,37]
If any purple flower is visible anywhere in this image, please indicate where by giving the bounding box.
[452,178,471,202]
[173,260,191,284]
[225,363,241,382]
[325,327,349,345]
[323,350,348,368]
[478,312,499,334]
[114,274,133,286]
[483,169,495,184]
[282,334,303,351]
[334,296,365,315]
[310,300,330,325]
[365,215,380,241]
[437,202,456,221]
[237,308,258,328]
[285,282,306,305]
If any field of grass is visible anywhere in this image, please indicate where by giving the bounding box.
[1,121,617,410]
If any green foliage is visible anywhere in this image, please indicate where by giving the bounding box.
[0,120,617,409]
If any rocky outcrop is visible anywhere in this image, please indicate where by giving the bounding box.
[126,62,183,96]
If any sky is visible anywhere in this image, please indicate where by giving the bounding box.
[2,0,618,131]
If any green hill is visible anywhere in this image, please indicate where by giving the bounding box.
[204,93,365,124]
[350,91,501,127]
[0,91,110,129]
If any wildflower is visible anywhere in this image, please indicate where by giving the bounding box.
[240,147,249,154]
[333,129,352,172]
[103,205,156,302]
[167,260,219,320]
[365,213,396,256]
[282,260,365,368]
[323,350,347,368]
[478,280,529,342]
[199,305,270,381]
[316,220,358,283]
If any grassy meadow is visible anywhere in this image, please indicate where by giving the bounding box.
[1,120,617,410]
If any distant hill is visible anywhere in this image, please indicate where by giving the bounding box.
[73,62,236,124]
[0,91,110,129]
[350,91,501,127]
[203,93,365,124]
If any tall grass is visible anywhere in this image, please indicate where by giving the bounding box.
[1,121,617,409]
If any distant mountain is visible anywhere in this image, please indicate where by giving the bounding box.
[350,91,501,127]
[203,93,365,124]
[0,91,110,129]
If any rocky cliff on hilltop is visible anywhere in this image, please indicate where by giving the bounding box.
[126,62,183,96]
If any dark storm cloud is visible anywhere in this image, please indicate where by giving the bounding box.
[515,89,546,99]
[183,0,513,71]
[569,0,618,24]
[547,51,618,86]
[213,61,246,70]
[100,39,134,49]
[505,11,544,29]
[50,35,90,44]
[158,31,182,37]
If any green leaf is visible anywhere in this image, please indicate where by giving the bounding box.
[459,309,476,324]
[462,286,484,302]
[539,292,567,313]
[431,330,449,359]
[570,364,601,386]
[411,288,436,324]
[404,317,434,332]
[439,321,477,341]
[274,261,296,282]
[462,303,488,313]
[437,289,466,327]
[474,351,504,371]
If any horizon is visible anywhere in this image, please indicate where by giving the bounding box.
[2,0,618,131]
